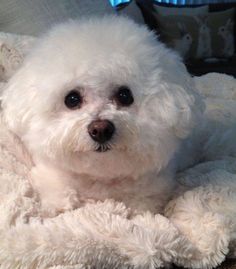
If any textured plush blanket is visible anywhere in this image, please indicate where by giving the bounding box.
[0,33,235,269]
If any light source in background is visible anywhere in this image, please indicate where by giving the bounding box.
[109,0,132,8]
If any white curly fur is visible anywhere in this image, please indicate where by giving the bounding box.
[1,16,203,215]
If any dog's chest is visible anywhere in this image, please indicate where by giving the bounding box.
[31,164,174,215]
[74,172,174,214]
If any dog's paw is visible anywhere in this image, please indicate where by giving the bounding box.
[173,212,230,268]
[165,189,231,268]
[128,212,199,269]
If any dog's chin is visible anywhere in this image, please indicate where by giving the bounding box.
[66,146,144,180]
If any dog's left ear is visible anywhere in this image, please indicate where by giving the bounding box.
[141,77,203,139]
[164,82,203,139]
[139,43,204,138]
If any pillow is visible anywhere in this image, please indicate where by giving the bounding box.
[156,14,197,59]
[153,8,235,60]
[208,9,235,58]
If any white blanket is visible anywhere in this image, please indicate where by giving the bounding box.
[0,32,235,269]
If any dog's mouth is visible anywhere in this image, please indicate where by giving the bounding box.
[95,143,112,153]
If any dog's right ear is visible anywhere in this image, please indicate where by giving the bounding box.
[140,70,204,141]
[1,65,36,135]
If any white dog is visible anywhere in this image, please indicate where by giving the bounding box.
[1,16,204,215]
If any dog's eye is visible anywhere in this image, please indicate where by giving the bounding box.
[65,90,82,109]
[114,86,134,107]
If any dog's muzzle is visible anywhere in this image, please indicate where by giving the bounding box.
[88,120,115,147]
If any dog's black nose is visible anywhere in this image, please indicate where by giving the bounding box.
[88,120,115,143]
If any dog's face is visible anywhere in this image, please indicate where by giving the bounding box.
[2,17,200,180]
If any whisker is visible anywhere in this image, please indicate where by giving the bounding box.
[94,142,113,152]
[106,142,111,148]
[122,117,138,136]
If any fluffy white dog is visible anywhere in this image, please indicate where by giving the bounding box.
[1,16,204,215]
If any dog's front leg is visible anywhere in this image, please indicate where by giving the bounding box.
[165,185,234,269]
[30,163,80,216]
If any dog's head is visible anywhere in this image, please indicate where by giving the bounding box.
[2,16,202,180]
